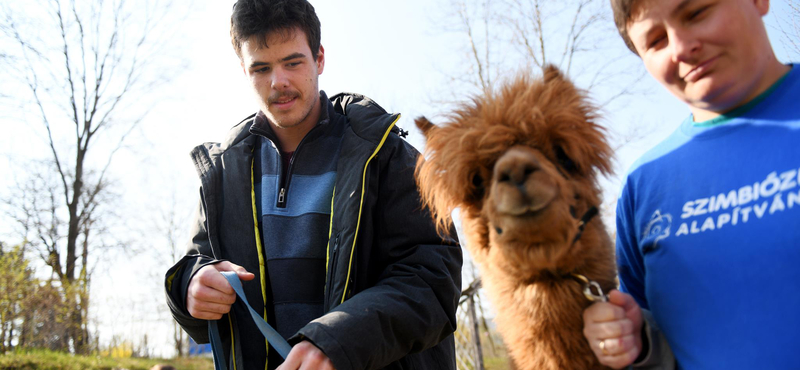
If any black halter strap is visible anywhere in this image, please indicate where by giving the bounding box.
[571,205,598,245]
[565,205,608,302]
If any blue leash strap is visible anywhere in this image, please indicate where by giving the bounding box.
[209,320,228,370]
[208,271,293,369]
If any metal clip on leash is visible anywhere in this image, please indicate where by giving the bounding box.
[571,273,608,302]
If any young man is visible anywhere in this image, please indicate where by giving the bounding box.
[164,1,462,369]
[582,0,799,368]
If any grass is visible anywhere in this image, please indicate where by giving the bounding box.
[0,349,213,370]
[3,348,509,370]
[484,355,512,370]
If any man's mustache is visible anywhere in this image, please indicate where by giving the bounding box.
[268,91,300,104]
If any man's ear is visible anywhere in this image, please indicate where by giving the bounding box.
[241,61,247,76]
[316,45,325,75]
[754,0,770,16]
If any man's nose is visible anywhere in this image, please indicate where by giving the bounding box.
[669,28,701,63]
[270,68,290,89]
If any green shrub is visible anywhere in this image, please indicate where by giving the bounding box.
[0,349,213,370]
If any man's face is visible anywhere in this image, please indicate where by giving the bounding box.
[241,29,324,129]
[627,0,772,117]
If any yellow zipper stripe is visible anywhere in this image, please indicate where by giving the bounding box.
[228,313,237,370]
[166,265,182,291]
[326,186,336,276]
[250,154,270,366]
[341,115,400,304]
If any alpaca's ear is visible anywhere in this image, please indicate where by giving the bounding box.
[415,116,437,139]
[543,64,564,83]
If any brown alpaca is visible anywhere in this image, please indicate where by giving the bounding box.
[415,66,616,370]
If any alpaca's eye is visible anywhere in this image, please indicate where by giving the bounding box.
[554,146,578,174]
[471,172,485,199]
[472,172,483,188]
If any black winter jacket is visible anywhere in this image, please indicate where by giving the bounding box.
[165,92,462,370]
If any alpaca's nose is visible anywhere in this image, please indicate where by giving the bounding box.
[491,146,556,215]
[494,149,541,188]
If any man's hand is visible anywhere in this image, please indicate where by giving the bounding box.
[582,289,644,369]
[186,261,254,320]
[277,340,335,370]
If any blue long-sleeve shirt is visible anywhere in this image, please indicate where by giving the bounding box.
[616,65,800,370]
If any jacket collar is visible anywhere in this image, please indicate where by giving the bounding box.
[329,92,402,145]
[211,90,396,158]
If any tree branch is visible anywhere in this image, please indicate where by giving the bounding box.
[8,18,72,208]
[459,0,489,92]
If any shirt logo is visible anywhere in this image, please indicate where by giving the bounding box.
[641,209,672,253]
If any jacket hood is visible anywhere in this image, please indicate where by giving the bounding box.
[330,92,403,142]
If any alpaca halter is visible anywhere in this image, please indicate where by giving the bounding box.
[567,205,608,302]
[570,205,598,246]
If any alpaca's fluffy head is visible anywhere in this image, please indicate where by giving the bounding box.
[415,66,612,279]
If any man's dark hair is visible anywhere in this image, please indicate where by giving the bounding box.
[231,0,322,60]
[610,0,640,55]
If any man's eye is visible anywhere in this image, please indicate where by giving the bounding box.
[648,36,665,50]
[688,6,708,20]
[255,67,270,73]
[287,62,301,67]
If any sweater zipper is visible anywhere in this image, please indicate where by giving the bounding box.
[277,187,286,207]
[276,148,299,208]
[253,125,321,209]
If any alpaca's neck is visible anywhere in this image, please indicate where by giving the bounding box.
[486,272,604,370]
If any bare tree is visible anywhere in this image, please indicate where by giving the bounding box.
[436,0,503,98]
[435,0,646,108]
[783,0,800,57]
[0,0,177,354]
[153,191,190,357]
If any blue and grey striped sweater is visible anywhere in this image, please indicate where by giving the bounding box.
[252,100,346,343]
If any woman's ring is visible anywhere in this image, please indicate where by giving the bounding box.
[599,339,609,356]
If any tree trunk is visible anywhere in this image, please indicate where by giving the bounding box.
[174,321,185,357]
